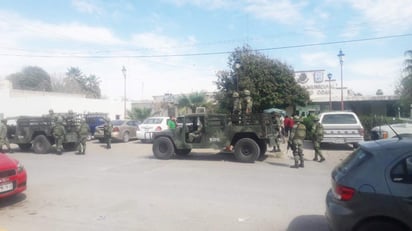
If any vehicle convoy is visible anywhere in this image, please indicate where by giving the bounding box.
[6,113,81,154]
[151,112,278,163]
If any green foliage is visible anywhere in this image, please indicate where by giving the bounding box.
[177,92,207,114]
[128,108,152,121]
[215,45,310,113]
[65,67,101,98]
[7,66,52,91]
[302,115,315,140]
[397,50,412,116]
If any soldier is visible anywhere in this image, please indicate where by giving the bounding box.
[103,118,113,149]
[312,116,325,162]
[242,89,253,114]
[0,119,13,153]
[52,117,66,155]
[77,118,90,154]
[49,109,57,123]
[271,113,281,152]
[289,116,306,168]
[232,92,241,114]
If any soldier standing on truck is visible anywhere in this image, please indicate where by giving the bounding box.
[0,119,13,153]
[103,118,113,149]
[77,118,90,154]
[289,116,306,168]
[52,117,66,154]
[242,89,253,114]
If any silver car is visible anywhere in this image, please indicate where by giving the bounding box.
[94,120,140,142]
[371,123,412,140]
[326,137,412,231]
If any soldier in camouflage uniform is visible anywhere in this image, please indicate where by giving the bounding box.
[77,118,90,154]
[242,89,253,114]
[52,117,66,154]
[103,118,113,149]
[0,119,13,153]
[232,92,242,124]
[312,116,325,162]
[289,116,306,168]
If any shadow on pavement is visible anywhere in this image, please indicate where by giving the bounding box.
[286,214,329,231]
[0,193,27,209]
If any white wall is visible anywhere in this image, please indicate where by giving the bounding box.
[0,80,129,119]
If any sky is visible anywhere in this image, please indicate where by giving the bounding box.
[0,0,411,101]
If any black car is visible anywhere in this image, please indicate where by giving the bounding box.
[326,138,412,231]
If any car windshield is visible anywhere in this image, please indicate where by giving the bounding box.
[112,120,124,126]
[336,148,371,174]
[322,114,357,124]
[143,118,164,124]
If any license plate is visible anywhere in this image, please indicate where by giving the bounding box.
[0,182,13,193]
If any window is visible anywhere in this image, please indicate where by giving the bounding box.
[391,156,412,184]
[337,148,370,174]
[322,114,357,124]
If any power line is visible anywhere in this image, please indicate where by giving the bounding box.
[0,33,411,59]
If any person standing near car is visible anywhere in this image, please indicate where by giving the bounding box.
[77,118,90,154]
[167,116,176,130]
[52,117,66,155]
[312,116,325,162]
[289,116,306,168]
[103,118,113,149]
[0,119,13,153]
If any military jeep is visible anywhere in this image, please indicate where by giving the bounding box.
[6,114,81,154]
[151,113,277,163]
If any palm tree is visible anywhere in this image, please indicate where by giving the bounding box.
[177,92,207,114]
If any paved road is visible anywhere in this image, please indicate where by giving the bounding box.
[0,140,353,231]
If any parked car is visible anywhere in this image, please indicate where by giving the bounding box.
[84,113,108,139]
[0,152,27,199]
[325,137,412,231]
[94,120,140,142]
[319,111,364,148]
[136,117,169,142]
[371,123,412,140]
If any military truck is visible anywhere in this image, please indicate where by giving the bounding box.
[151,112,277,163]
[6,113,81,154]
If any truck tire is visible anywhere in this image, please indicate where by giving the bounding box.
[32,135,51,154]
[18,143,32,151]
[257,140,267,161]
[175,148,191,156]
[234,138,260,163]
[152,137,174,160]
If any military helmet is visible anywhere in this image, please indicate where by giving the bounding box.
[49,109,54,113]
[56,116,63,123]
[232,92,239,97]
[243,89,250,96]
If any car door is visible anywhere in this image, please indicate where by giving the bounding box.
[386,155,412,226]
[126,120,139,139]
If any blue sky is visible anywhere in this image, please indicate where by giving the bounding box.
[0,0,411,100]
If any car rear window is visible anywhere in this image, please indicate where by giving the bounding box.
[143,118,164,124]
[336,148,371,174]
[321,114,357,124]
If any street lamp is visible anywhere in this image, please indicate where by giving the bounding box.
[235,61,241,92]
[327,73,332,111]
[122,66,127,119]
[337,49,345,111]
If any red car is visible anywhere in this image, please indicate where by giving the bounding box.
[0,153,27,199]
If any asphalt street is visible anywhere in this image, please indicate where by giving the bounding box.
[0,140,353,231]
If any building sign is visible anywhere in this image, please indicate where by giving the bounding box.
[295,70,338,100]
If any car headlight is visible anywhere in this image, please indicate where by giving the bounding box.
[17,162,25,173]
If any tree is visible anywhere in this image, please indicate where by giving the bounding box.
[397,50,412,116]
[376,89,384,95]
[64,67,101,98]
[6,66,52,91]
[215,46,310,113]
[177,92,207,114]
[128,107,152,121]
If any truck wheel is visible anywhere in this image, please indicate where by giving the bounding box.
[152,137,175,160]
[234,138,260,163]
[122,132,130,142]
[18,143,32,151]
[32,135,51,154]
[175,148,191,156]
[257,140,267,161]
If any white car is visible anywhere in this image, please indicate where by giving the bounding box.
[319,111,364,148]
[370,123,412,140]
[136,117,169,142]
